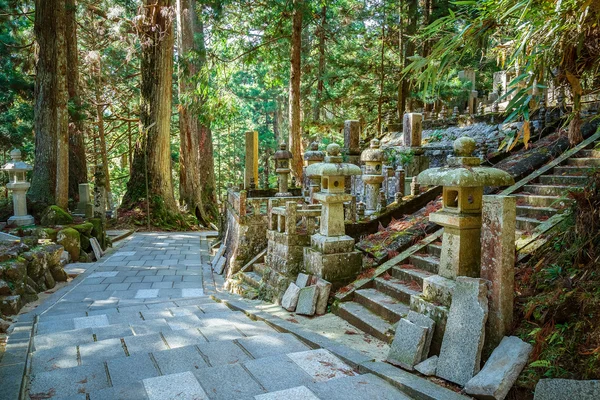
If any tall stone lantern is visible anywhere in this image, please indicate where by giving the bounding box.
[274,142,293,197]
[303,141,325,203]
[304,143,362,287]
[2,149,34,226]
[416,137,514,279]
[360,139,384,214]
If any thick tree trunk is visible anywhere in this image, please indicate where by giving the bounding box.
[288,0,303,180]
[31,0,69,208]
[177,0,217,226]
[312,5,326,123]
[121,0,178,218]
[66,0,87,202]
[94,62,111,195]
[398,0,418,116]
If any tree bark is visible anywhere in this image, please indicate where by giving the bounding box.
[398,0,418,115]
[288,0,303,180]
[94,62,111,197]
[312,5,326,123]
[66,0,87,202]
[121,0,178,218]
[31,0,69,208]
[176,0,217,226]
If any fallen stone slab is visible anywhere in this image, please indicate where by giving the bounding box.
[465,336,532,400]
[281,283,301,311]
[386,318,428,370]
[406,311,435,361]
[533,379,600,400]
[436,277,489,386]
[213,256,226,275]
[295,285,319,316]
[315,278,331,315]
[296,273,311,288]
[414,356,437,376]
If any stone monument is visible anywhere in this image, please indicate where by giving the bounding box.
[75,183,93,218]
[304,143,362,287]
[244,131,259,190]
[402,113,429,194]
[2,149,34,226]
[416,137,514,279]
[360,139,384,214]
[274,142,293,197]
[303,141,325,203]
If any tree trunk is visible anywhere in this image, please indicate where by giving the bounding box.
[121,0,178,219]
[288,0,303,180]
[93,60,111,196]
[66,0,87,202]
[312,5,326,123]
[398,0,418,116]
[177,0,217,226]
[31,0,69,208]
[377,5,386,135]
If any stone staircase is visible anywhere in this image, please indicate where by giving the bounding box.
[335,137,600,346]
[25,297,410,399]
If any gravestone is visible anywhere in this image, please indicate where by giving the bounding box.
[296,285,318,316]
[387,318,428,370]
[90,237,103,261]
[406,311,435,361]
[244,131,259,190]
[296,273,311,288]
[402,113,423,148]
[281,283,301,311]
[315,278,331,315]
[213,257,226,275]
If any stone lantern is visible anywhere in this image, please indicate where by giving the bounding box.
[304,143,362,286]
[416,137,514,279]
[360,139,384,214]
[303,141,325,203]
[274,142,293,197]
[2,149,34,226]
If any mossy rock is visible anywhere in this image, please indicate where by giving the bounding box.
[79,235,91,252]
[1,257,27,283]
[89,218,107,250]
[57,228,81,262]
[35,228,58,242]
[72,222,93,236]
[41,206,73,226]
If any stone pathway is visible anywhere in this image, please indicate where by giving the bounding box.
[0,232,414,400]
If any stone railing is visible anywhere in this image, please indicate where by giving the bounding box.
[268,199,321,236]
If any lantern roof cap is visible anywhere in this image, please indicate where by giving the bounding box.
[304,141,325,161]
[2,149,32,172]
[305,143,362,177]
[361,139,384,162]
[274,142,292,159]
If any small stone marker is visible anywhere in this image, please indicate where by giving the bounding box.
[436,277,489,386]
[90,237,103,261]
[213,256,226,275]
[315,278,331,315]
[465,336,532,400]
[415,356,438,376]
[406,311,435,361]
[211,246,225,266]
[295,285,319,316]
[295,273,311,288]
[281,283,301,312]
[533,379,600,400]
[387,318,428,370]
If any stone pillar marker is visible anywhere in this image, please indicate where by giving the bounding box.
[304,143,362,287]
[244,131,259,190]
[76,183,93,218]
[417,137,514,279]
[402,113,423,148]
[93,165,107,223]
[274,142,293,197]
[343,120,361,163]
[303,141,325,203]
[2,149,34,226]
[360,139,384,214]
[480,195,516,353]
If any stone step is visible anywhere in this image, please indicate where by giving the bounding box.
[354,288,410,323]
[408,254,439,274]
[374,277,421,304]
[241,271,263,288]
[575,149,600,158]
[516,205,557,219]
[253,262,270,277]
[421,275,456,308]
[516,216,542,233]
[568,157,600,166]
[335,301,394,343]
[391,266,433,288]
[309,372,414,400]
[229,280,259,300]
[426,243,442,258]
[553,165,595,176]
[539,174,587,186]
[523,184,578,196]
[513,193,572,208]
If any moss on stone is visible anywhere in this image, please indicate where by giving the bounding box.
[40,205,73,226]
[35,228,58,242]
[71,222,94,236]
[88,218,107,250]
[57,228,81,262]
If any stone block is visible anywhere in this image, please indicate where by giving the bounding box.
[213,256,226,275]
[402,113,423,148]
[436,277,489,386]
[310,234,355,255]
[235,333,310,359]
[152,345,209,375]
[282,283,301,311]
[533,379,600,400]
[303,248,362,287]
[414,356,438,376]
[107,353,160,387]
[143,371,208,400]
[244,354,315,392]
[197,340,252,366]
[254,386,320,400]
[344,120,360,156]
[406,311,435,361]
[315,278,331,315]
[295,273,311,288]
[465,336,532,400]
[309,373,409,400]
[287,348,357,382]
[296,285,319,316]
[387,318,428,370]
[28,363,109,398]
[193,363,265,400]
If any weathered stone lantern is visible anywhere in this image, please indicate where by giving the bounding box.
[2,149,34,226]
[417,137,514,279]
[361,139,384,214]
[303,141,325,203]
[274,142,293,197]
[304,143,363,286]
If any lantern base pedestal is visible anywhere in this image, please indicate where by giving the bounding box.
[303,233,362,289]
[8,215,34,227]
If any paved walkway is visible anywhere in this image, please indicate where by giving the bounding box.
[0,232,413,400]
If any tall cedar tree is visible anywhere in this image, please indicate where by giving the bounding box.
[121,0,178,218]
[288,0,303,180]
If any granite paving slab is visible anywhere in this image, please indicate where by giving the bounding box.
[193,363,266,400]
[79,338,126,365]
[29,363,109,398]
[30,346,78,374]
[88,382,150,400]
[254,386,321,400]
[287,349,357,382]
[124,333,169,354]
[244,354,315,392]
[162,327,208,348]
[196,341,253,367]
[152,345,209,375]
[143,371,209,400]
[106,353,160,387]
[236,333,311,359]
[308,373,410,400]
